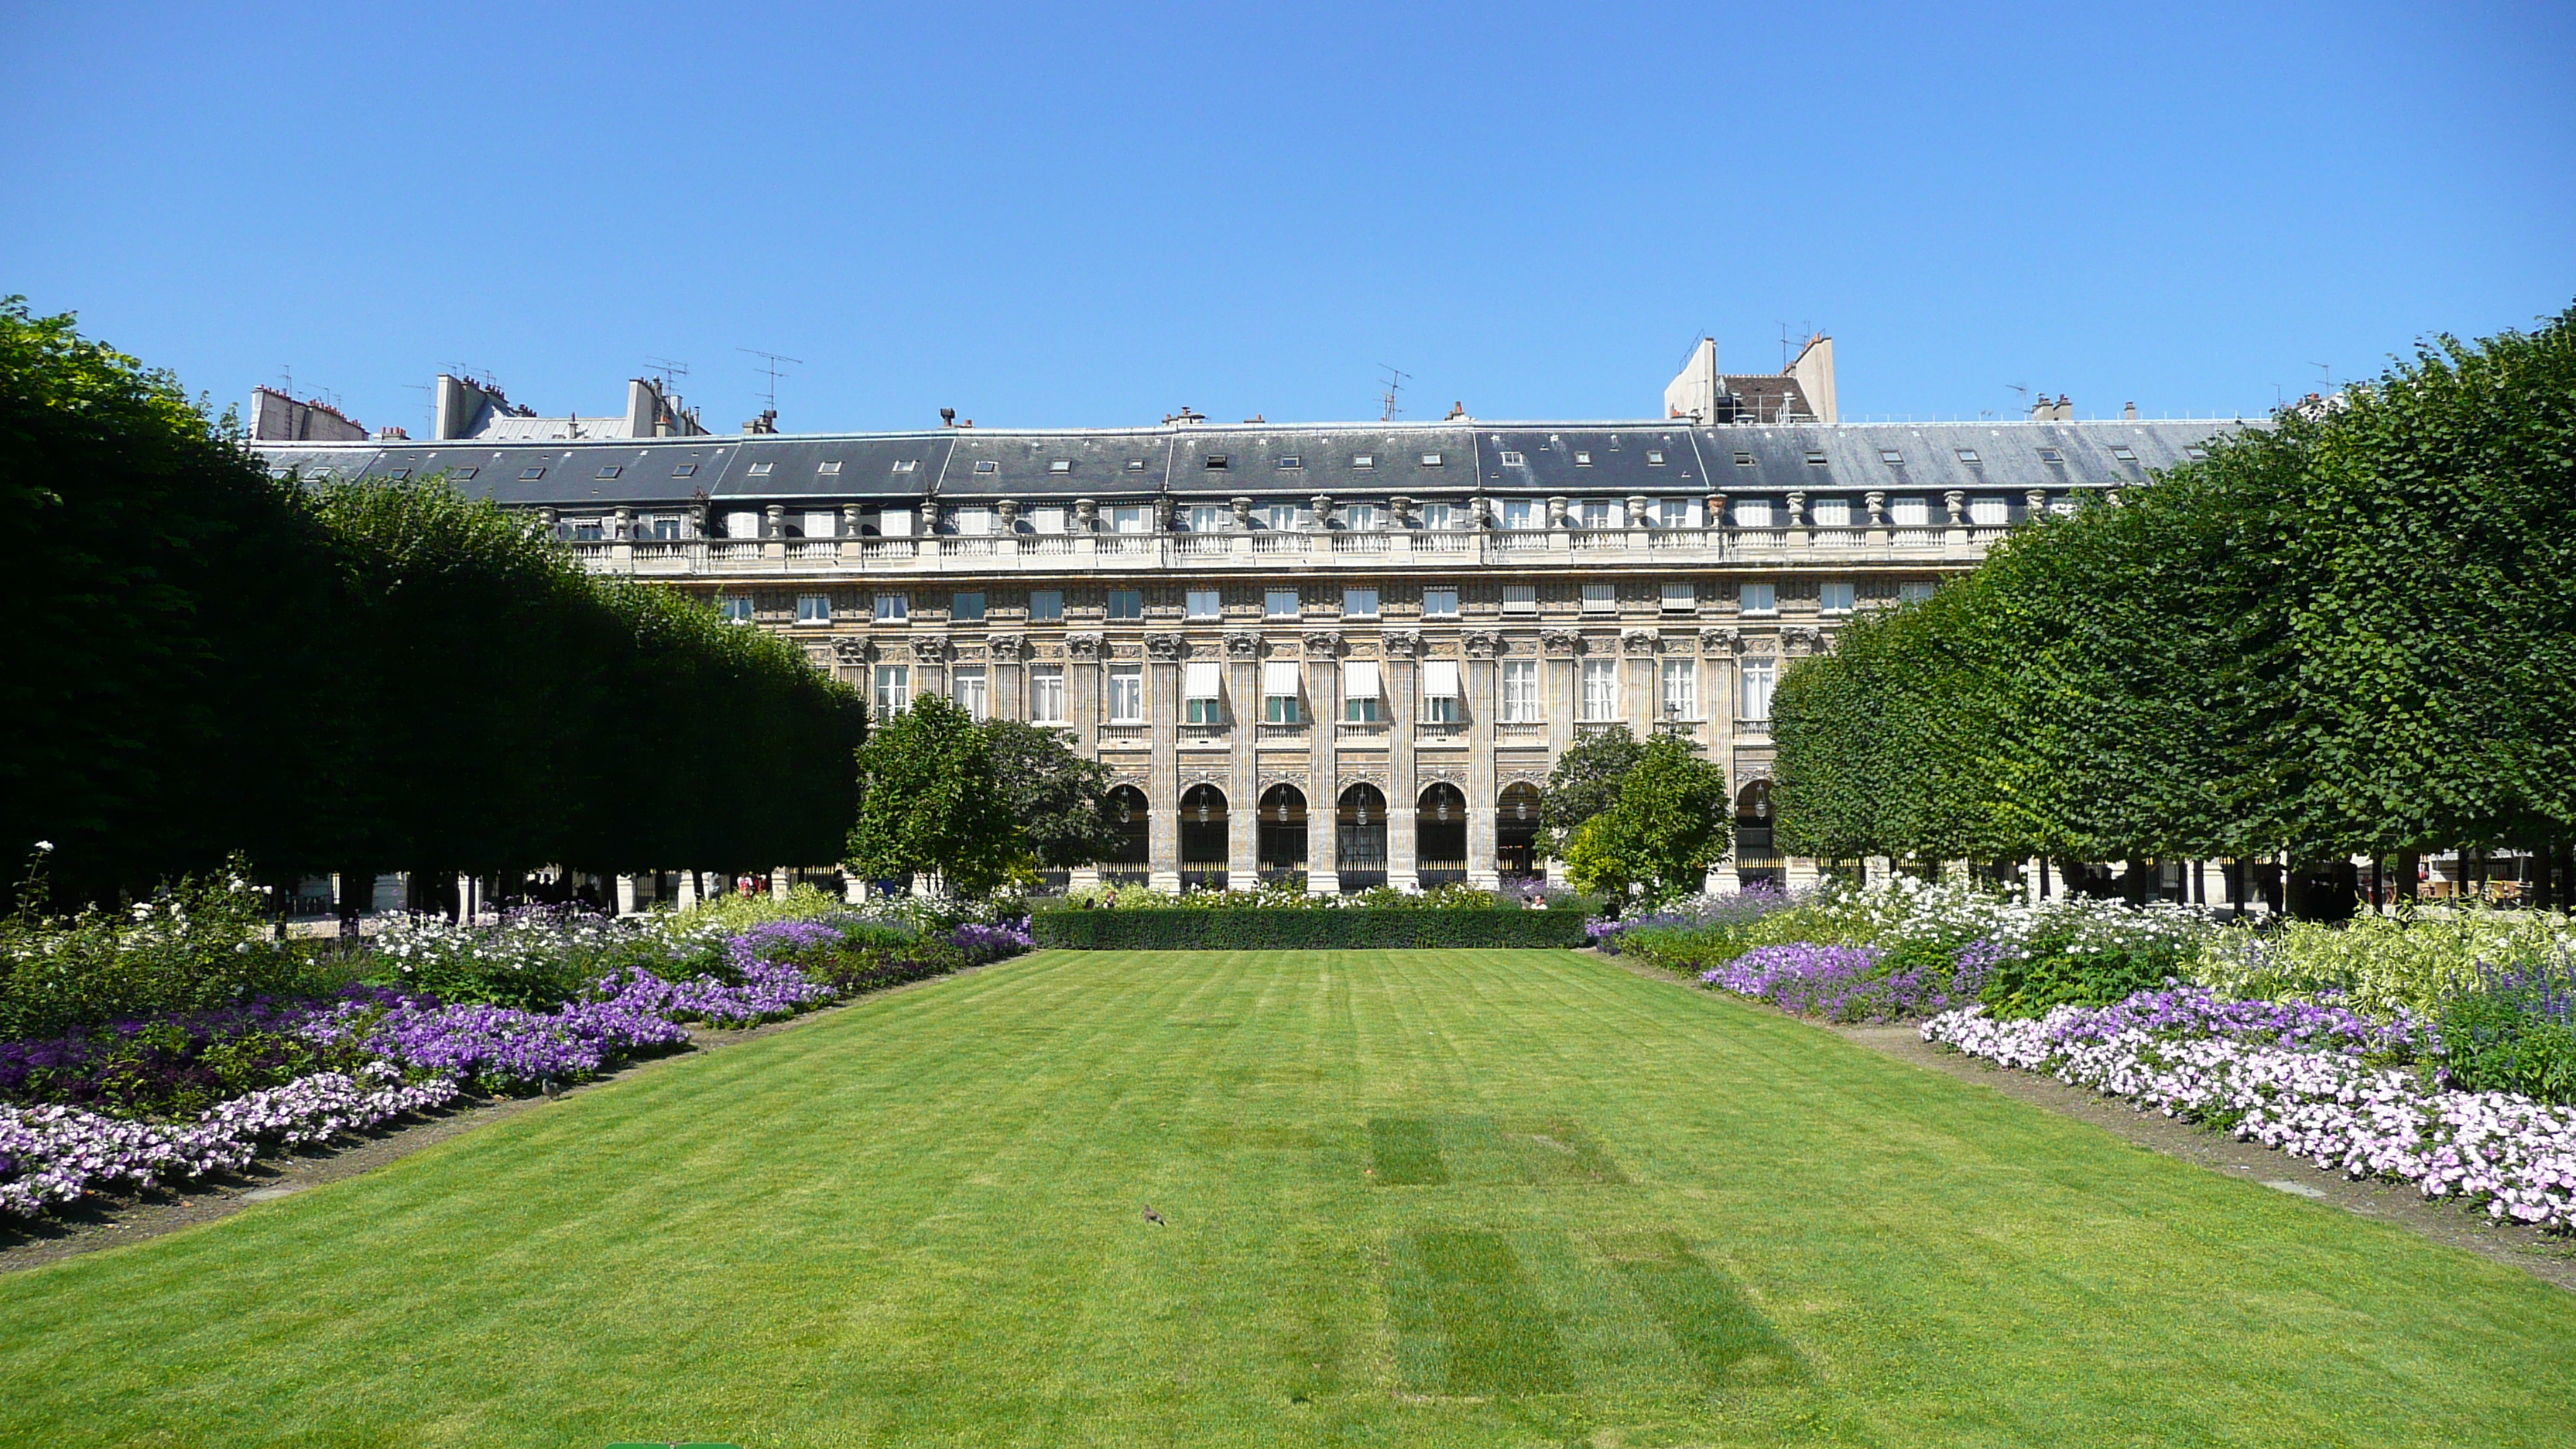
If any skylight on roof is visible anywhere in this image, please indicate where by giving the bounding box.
[745,461,774,476]
[454,467,478,479]
[1574,450,1593,465]
[973,461,999,474]
[2184,445,2208,460]
[1733,451,1755,466]
[1803,450,1828,466]
[1126,459,1147,471]
[2037,447,2065,464]
[596,465,622,478]
[1278,455,1302,469]
[521,466,546,480]
[1645,450,1666,465]
[1955,449,1980,464]
[891,459,917,473]
[1879,449,1904,466]
[1420,452,1443,467]
[817,460,842,474]
[1352,454,1375,468]
[1500,450,1526,465]
[1204,454,1228,470]
[383,468,410,481]
[1049,460,1071,473]
[2110,446,2139,463]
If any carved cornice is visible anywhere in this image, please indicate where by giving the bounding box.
[1699,627,1742,656]
[1302,629,1345,658]
[1419,764,1467,786]
[1065,632,1107,660]
[985,632,1026,660]
[1144,632,1186,662]
[908,635,952,665]
[1337,768,1389,793]
[1782,625,1822,653]
[1380,628,1422,657]
[830,637,871,666]
[1224,630,1263,659]
[1735,759,1776,784]
[1461,629,1502,659]
[1539,628,1581,658]
[1619,628,1660,656]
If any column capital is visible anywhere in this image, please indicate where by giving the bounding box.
[1065,632,1107,660]
[1461,629,1503,659]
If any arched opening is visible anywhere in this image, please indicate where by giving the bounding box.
[1179,784,1228,892]
[1258,784,1308,886]
[1337,783,1389,891]
[1496,783,1543,882]
[1733,780,1782,892]
[1104,785,1150,886]
[1417,783,1468,886]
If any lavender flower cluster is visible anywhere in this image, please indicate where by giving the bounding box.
[1923,992,2576,1229]
[951,919,1036,957]
[0,1064,458,1218]
[1697,940,2000,1022]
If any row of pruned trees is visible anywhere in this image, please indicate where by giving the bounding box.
[1,299,865,907]
[1771,304,2576,913]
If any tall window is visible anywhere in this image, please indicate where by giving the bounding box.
[1970,496,2009,526]
[1502,583,1536,614]
[1029,666,1067,723]
[952,591,987,622]
[803,510,837,538]
[1262,502,1302,532]
[1262,661,1301,724]
[1581,582,1616,613]
[1424,659,1464,723]
[1656,497,1692,528]
[1266,588,1299,619]
[1577,499,1615,529]
[1341,502,1382,531]
[1422,587,1459,618]
[1187,505,1228,533]
[1500,498,1538,529]
[1419,502,1458,529]
[873,664,911,720]
[1581,659,1619,721]
[1107,665,1143,723]
[952,667,988,721]
[1342,587,1379,618]
[1108,589,1143,620]
[1733,498,1775,528]
[1109,505,1150,534]
[1896,581,1936,604]
[1739,656,1776,723]
[1029,589,1064,622]
[1660,659,1696,719]
[1660,581,1695,612]
[1740,582,1776,615]
[1185,589,1221,621]
[1890,497,1931,526]
[1342,661,1382,722]
[1819,581,1855,615]
[874,592,908,622]
[796,594,831,624]
[719,596,754,624]
[1183,660,1222,724]
[1500,659,1538,722]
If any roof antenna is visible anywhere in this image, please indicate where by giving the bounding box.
[737,348,803,416]
[278,365,293,397]
[643,356,690,394]
[1776,321,1793,372]
[2007,382,2030,416]
[2308,361,2331,393]
[1377,364,1410,423]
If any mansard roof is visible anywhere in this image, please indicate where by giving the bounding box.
[252,416,2245,510]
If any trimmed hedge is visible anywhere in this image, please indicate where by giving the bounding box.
[1030,908,1588,951]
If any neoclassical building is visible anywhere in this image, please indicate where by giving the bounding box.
[254,350,2239,893]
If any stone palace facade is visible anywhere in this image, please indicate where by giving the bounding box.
[253,358,2237,895]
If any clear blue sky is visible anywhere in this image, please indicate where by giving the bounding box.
[5,2,2569,434]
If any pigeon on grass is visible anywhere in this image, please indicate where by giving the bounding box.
[1142,1206,1166,1226]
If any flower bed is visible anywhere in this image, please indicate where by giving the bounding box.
[0,906,1036,1218]
[1923,990,2576,1231]
[1698,940,2002,1022]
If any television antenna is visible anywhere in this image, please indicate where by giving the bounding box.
[1776,321,1794,371]
[2307,361,2331,393]
[1377,364,1410,422]
[277,364,294,396]
[737,348,803,413]
[2007,382,2030,416]
[643,356,690,393]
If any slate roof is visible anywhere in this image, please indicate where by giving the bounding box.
[252,417,2244,512]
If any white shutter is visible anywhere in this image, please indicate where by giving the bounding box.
[879,508,913,536]
[1423,660,1461,697]
[1262,661,1301,696]
[1343,660,1381,699]
[1184,661,1221,698]
[725,509,761,538]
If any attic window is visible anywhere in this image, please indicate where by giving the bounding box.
[890,459,918,473]
[596,465,622,479]
[745,461,775,477]
[1645,449,1666,465]
[1954,449,1980,464]
[453,467,478,479]
[520,466,546,480]
[1352,454,1375,469]
[2037,447,2066,464]
[1049,460,1071,473]
[2110,446,2139,463]
[1204,454,1228,470]
[973,461,999,474]
[2184,445,2208,461]
[383,468,411,481]
[309,468,333,480]
[1574,450,1593,465]
[1420,452,1444,467]
[1278,454,1302,469]
[1879,449,1904,466]
[1803,450,1828,466]
[1126,458,1148,471]
[817,460,843,474]
[1733,451,1755,466]
[1500,450,1526,465]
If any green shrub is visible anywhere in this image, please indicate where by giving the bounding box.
[2194,905,2575,1016]
[2435,961,2576,1103]
[1978,930,2193,1019]
[1031,908,1586,951]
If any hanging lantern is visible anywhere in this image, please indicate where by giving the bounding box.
[1355,798,1372,826]
[1197,795,1212,824]
[1514,795,1530,821]
[1435,793,1451,822]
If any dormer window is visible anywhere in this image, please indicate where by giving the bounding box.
[1574,450,1592,465]
[1278,454,1302,469]
[1204,454,1228,470]
[1420,452,1444,467]
[973,461,999,474]
[1733,451,1755,466]
[1352,454,1375,469]
[1645,450,1666,465]
[1500,450,1526,465]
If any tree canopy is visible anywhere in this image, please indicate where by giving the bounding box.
[1534,724,1645,857]
[980,718,1122,870]
[1560,734,1732,905]
[847,695,1025,897]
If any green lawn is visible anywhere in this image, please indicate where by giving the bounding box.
[4,948,2573,1447]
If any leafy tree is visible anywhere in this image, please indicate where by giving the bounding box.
[848,694,1023,896]
[1560,735,1731,905]
[1535,724,1644,856]
[981,718,1121,868]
